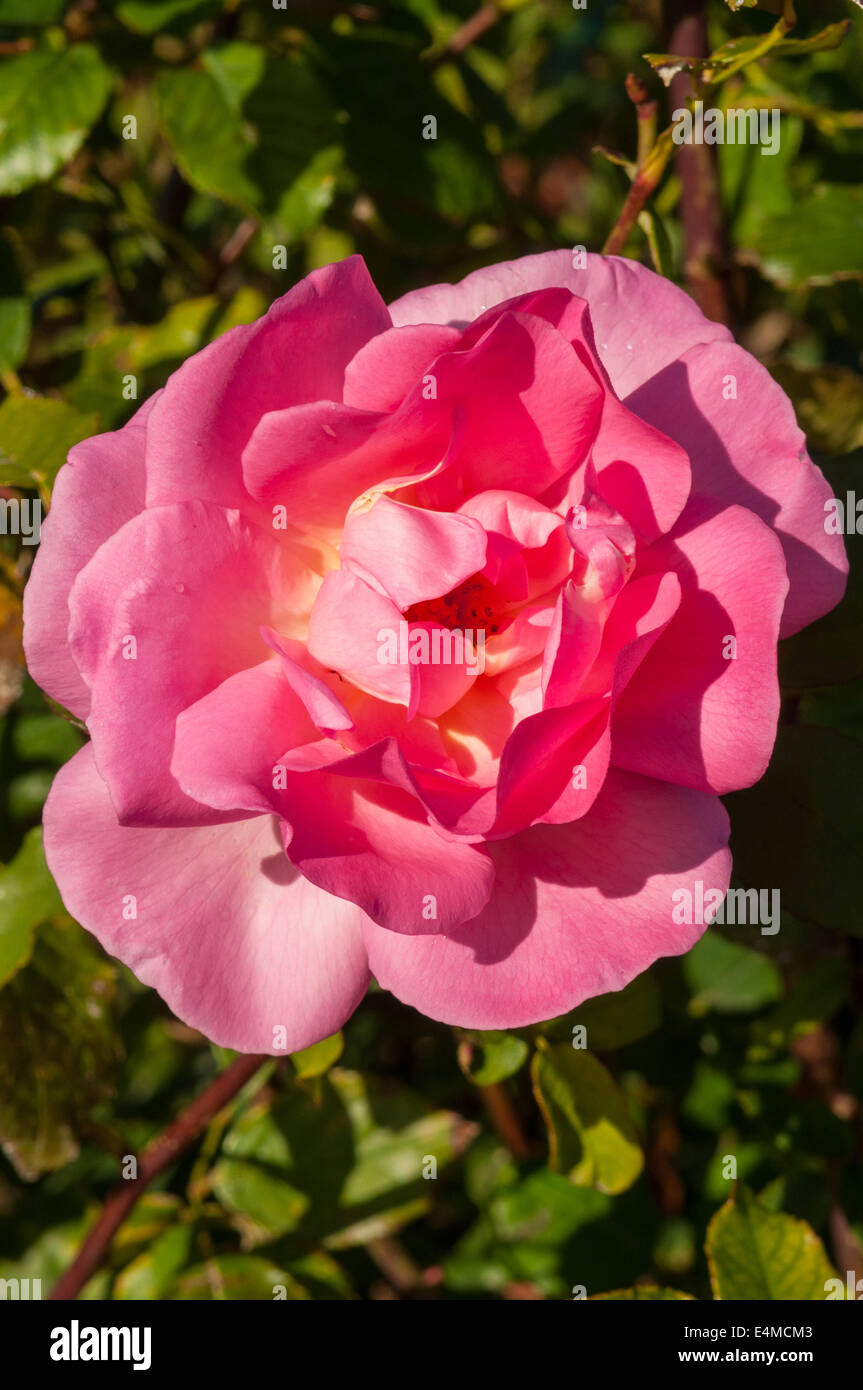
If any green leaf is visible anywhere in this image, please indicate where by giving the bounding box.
[456,1029,529,1086]
[0,921,120,1179]
[683,932,783,1016]
[155,66,258,211]
[11,711,82,765]
[334,1069,477,1208]
[531,1042,643,1195]
[211,1070,477,1248]
[445,1169,610,1298]
[0,827,62,988]
[726,726,863,937]
[114,1223,194,1300]
[707,1186,839,1299]
[116,0,220,34]
[646,22,850,87]
[0,44,112,196]
[488,1169,608,1247]
[0,0,66,24]
[745,184,863,289]
[173,1255,308,1301]
[638,209,675,279]
[723,113,803,247]
[109,1193,185,1259]
[292,1030,344,1079]
[0,394,98,494]
[270,145,344,246]
[0,299,30,373]
[0,1214,105,1300]
[641,54,698,88]
[592,1284,694,1300]
[711,21,851,66]
[156,49,339,215]
[683,1063,737,1132]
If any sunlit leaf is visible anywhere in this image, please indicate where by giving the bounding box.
[0,45,111,196]
[531,1042,643,1195]
[707,1185,839,1299]
[456,1029,529,1086]
[683,932,783,1015]
[0,827,62,988]
[292,1030,344,1079]
[114,1223,194,1300]
[745,184,863,289]
[0,394,98,495]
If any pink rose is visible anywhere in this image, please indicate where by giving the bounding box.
[24,254,846,1052]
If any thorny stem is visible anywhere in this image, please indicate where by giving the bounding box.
[49,1052,268,1300]
[445,3,501,58]
[626,72,659,172]
[602,133,675,257]
[605,0,803,324]
[665,0,730,325]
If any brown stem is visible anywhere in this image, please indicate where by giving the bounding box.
[480,1081,532,1161]
[49,1052,268,1300]
[665,0,731,325]
[626,73,659,171]
[366,1237,431,1296]
[445,3,500,57]
[602,141,672,256]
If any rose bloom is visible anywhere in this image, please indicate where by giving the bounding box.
[24,254,846,1053]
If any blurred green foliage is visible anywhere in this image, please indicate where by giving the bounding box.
[0,0,862,1300]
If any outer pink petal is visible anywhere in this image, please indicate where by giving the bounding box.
[389,251,731,398]
[44,746,371,1054]
[145,256,391,511]
[611,503,788,793]
[68,502,310,825]
[626,341,848,636]
[364,769,731,1029]
[22,394,158,719]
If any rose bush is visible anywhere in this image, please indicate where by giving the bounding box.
[23,252,847,1053]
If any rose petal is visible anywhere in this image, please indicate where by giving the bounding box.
[44,746,371,1054]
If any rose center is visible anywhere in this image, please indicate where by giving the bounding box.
[405,573,513,638]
